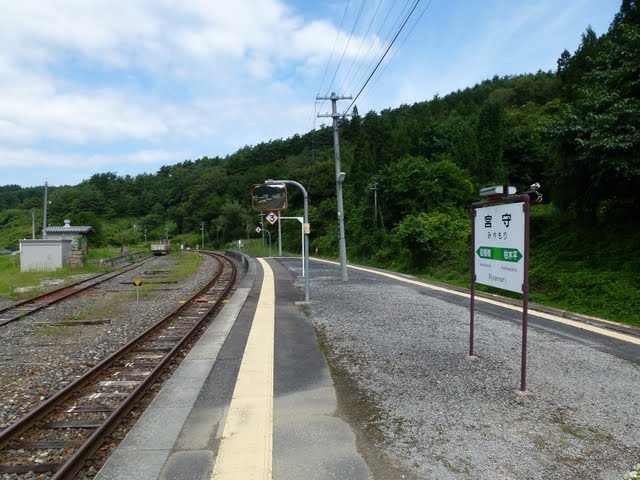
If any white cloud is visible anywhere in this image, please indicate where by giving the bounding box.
[0,146,184,169]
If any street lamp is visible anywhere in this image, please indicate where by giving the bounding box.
[200,222,206,249]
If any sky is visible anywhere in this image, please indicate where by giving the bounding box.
[0,0,622,188]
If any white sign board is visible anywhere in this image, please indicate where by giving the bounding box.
[474,202,525,293]
[265,212,278,225]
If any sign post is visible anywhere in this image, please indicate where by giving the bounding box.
[264,179,310,302]
[470,194,530,392]
[281,216,305,276]
[133,279,142,305]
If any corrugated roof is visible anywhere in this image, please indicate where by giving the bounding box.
[45,226,95,234]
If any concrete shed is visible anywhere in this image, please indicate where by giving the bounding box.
[19,239,73,272]
[45,220,95,252]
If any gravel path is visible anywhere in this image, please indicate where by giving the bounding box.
[0,254,218,431]
[280,259,640,480]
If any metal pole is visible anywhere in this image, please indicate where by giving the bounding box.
[200,222,205,249]
[265,229,272,257]
[281,217,304,276]
[42,182,48,239]
[30,208,35,239]
[372,182,378,227]
[266,180,309,301]
[521,196,531,392]
[259,213,265,246]
[278,215,282,256]
[470,206,476,357]
[301,222,304,276]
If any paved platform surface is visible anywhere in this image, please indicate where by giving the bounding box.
[96,255,370,480]
[96,253,640,479]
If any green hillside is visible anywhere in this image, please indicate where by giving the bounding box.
[1,2,638,326]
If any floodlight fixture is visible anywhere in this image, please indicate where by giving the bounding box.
[479,185,516,198]
[337,172,346,183]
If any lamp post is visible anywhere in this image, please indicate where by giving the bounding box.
[265,179,310,302]
[200,222,206,249]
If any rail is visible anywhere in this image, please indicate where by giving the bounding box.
[0,251,237,478]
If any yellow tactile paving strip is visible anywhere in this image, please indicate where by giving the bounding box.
[211,258,274,480]
[313,258,640,347]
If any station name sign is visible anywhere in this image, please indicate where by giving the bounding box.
[474,202,525,293]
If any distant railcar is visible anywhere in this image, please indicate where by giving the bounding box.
[150,243,171,256]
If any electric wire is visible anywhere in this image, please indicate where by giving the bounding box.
[336,0,385,96]
[343,0,423,116]
[346,0,413,98]
[324,0,368,96]
[357,0,433,107]
[317,0,352,98]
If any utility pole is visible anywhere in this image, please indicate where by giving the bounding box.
[42,181,48,239]
[200,222,206,249]
[30,208,36,239]
[371,182,379,228]
[317,92,352,281]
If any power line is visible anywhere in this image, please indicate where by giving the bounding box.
[336,0,385,95]
[343,0,423,116]
[347,0,412,95]
[357,0,434,107]
[325,0,368,96]
[317,0,352,98]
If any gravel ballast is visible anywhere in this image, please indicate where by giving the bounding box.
[0,254,218,432]
[280,259,640,480]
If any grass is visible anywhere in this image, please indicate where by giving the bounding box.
[0,242,157,302]
[165,251,203,283]
[33,324,73,336]
[123,251,204,302]
[333,206,640,328]
[0,254,111,301]
[416,207,640,327]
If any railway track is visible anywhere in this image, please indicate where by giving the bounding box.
[0,257,152,327]
[0,251,237,479]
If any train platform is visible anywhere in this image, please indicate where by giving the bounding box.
[95,253,640,480]
[95,255,371,480]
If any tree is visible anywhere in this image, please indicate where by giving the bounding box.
[215,201,250,242]
[547,22,640,217]
[476,99,507,184]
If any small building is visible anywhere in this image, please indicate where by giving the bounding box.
[19,239,73,272]
[45,220,95,253]
[19,220,95,272]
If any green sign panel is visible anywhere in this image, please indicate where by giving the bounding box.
[476,246,523,263]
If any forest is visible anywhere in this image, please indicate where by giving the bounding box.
[1,1,638,325]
